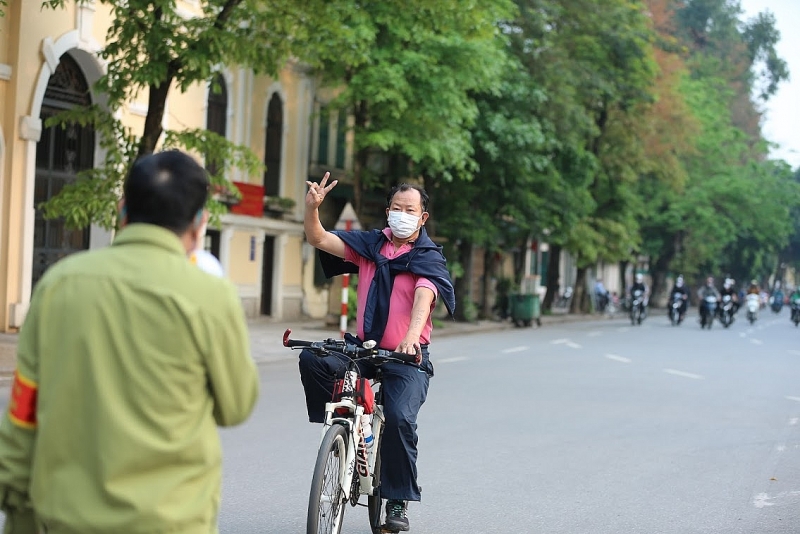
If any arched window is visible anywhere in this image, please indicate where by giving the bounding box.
[33,53,94,287]
[205,73,228,177]
[263,93,283,197]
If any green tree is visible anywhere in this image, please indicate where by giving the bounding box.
[40,0,377,229]
[313,0,514,217]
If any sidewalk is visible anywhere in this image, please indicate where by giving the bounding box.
[0,310,591,382]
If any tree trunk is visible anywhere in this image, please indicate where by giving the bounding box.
[453,240,472,322]
[542,244,562,312]
[481,249,497,319]
[137,80,173,158]
[650,253,673,308]
[570,265,589,314]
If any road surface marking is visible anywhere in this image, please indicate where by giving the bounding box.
[753,491,800,509]
[566,341,582,349]
[750,339,763,345]
[663,369,704,380]
[437,356,469,364]
[550,338,569,345]
[587,331,603,337]
[605,354,631,363]
[502,346,529,354]
[790,418,798,426]
[786,396,800,403]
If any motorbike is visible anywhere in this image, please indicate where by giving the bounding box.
[791,297,800,327]
[668,292,684,326]
[717,294,735,328]
[629,289,646,325]
[700,295,718,329]
[745,293,760,324]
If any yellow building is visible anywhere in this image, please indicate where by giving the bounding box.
[0,0,349,332]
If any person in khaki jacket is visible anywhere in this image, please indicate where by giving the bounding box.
[0,150,259,534]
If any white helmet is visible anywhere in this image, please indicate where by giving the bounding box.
[635,273,643,283]
[676,276,684,288]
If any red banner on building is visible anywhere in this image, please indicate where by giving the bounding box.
[230,182,265,218]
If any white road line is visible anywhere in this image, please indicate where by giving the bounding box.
[786,396,800,403]
[550,338,568,345]
[605,354,631,363]
[501,346,529,354]
[587,331,603,337]
[663,369,704,380]
[790,418,798,426]
[751,339,763,345]
[437,356,469,364]
[753,491,800,509]
[566,341,582,349]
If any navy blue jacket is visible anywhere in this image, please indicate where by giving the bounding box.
[318,227,456,346]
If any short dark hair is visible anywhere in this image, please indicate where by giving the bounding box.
[386,183,429,212]
[124,150,209,233]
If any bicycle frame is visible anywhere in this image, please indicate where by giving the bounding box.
[320,385,385,499]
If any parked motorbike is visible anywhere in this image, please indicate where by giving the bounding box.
[717,294,735,328]
[629,289,646,325]
[791,298,800,327]
[668,293,684,326]
[700,296,718,329]
[745,293,760,324]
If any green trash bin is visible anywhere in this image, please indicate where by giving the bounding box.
[509,293,541,327]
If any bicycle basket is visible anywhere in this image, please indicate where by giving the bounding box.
[332,376,375,414]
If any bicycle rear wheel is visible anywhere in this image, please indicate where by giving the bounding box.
[308,424,349,534]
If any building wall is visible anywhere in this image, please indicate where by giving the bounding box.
[0,0,331,331]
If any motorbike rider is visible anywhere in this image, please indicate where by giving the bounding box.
[630,273,649,317]
[747,279,760,295]
[697,276,721,323]
[668,275,689,322]
[771,281,785,312]
[789,286,800,317]
[790,286,800,304]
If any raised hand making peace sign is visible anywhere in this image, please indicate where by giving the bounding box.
[305,172,338,211]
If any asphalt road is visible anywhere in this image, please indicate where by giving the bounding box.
[220,307,800,533]
[1,307,799,533]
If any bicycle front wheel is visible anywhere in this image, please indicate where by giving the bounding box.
[308,424,349,534]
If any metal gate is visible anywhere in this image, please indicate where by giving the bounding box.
[33,53,94,287]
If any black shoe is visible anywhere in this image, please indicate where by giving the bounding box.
[385,500,409,531]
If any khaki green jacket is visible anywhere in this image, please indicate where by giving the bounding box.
[0,224,259,533]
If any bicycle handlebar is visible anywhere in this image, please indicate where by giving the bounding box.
[282,329,421,365]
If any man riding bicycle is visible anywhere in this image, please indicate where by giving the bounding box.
[299,173,455,532]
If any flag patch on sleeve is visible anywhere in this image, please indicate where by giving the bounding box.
[9,371,37,429]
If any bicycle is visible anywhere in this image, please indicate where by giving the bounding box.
[283,329,420,534]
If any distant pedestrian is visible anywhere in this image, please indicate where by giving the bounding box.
[0,150,259,533]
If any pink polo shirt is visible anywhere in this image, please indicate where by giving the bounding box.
[345,228,438,349]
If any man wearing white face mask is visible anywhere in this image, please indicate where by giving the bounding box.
[300,173,455,532]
